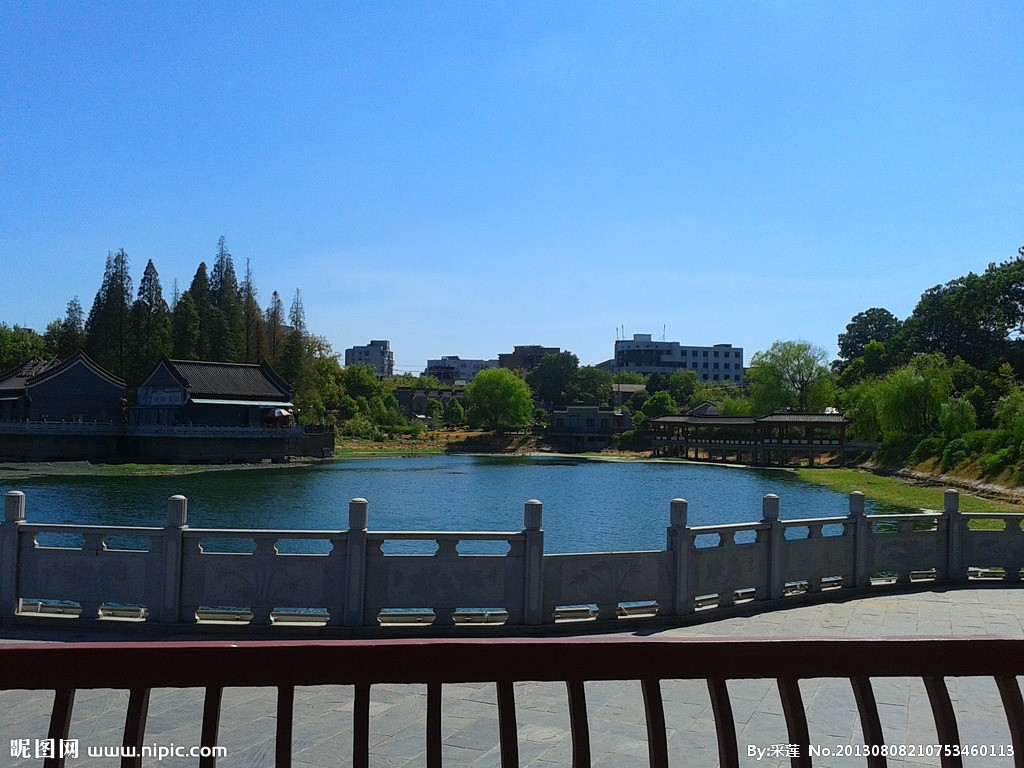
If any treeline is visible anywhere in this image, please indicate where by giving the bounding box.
[0,239,368,429]
[830,249,1024,481]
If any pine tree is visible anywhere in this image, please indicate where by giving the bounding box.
[209,236,244,361]
[280,289,308,387]
[172,292,201,360]
[43,297,86,360]
[240,258,266,363]
[264,290,285,365]
[84,249,133,377]
[187,262,213,359]
[128,259,172,381]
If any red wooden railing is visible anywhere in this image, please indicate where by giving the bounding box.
[2,636,1022,768]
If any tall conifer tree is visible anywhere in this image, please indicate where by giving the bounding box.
[84,249,133,377]
[209,236,244,361]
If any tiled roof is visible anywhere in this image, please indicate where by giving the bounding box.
[27,350,125,388]
[0,359,54,391]
[164,359,291,400]
[755,413,851,425]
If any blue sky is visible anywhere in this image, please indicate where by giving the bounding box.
[2,3,1022,374]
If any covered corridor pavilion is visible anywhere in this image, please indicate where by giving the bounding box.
[652,412,854,467]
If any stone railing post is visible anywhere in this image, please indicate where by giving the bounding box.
[945,489,963,583]
[344,498,369,627]
[667,498,691,616]
[0,491,26,619]
[523,499,544,625]
[156,495,188,623]
[763,494,784,600]
[849,491,870,587]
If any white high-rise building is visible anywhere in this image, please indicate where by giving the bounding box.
[613,334,744,384]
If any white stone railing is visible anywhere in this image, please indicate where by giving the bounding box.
[1,488,1020,630]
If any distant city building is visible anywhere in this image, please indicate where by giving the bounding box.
[423,356,499,383]
[345,340,394,378]
[498,345,560,374]
[612,334,745,384]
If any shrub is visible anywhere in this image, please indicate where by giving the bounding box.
[979,447,1015,477]
[874,432,922,467]
[908,437,944,465]
[940,438,967,472]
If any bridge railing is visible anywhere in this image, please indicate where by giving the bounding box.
[1,488,1020,630]
[3,636,1024,768]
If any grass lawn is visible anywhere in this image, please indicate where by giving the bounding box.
[793,468,1022,513]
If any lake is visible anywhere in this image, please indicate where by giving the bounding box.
[0,456,908,554]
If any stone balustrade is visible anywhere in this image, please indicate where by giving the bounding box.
[1,488,1021,630]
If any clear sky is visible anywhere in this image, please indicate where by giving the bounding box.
[2,3,1022,374]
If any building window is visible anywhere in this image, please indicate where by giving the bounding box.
[703,362,708,369]
[703,351,709,357]
[714,351,719,357]
[724,351,730,358]
[725,363,731,370]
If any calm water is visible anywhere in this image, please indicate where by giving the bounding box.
[0,456,907,553]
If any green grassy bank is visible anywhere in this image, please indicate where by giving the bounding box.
[793,467,1021,513]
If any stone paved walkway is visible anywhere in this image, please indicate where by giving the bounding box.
[2,587,1023,767]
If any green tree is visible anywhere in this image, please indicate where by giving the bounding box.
[939,397,977,441]
[747,341,833,414]
[902,271,1008,372]
[874,354,952,435]
[0,324,44,371]
[171,292,201,360]
[425,398,444,422]
[613,371,646,384]
[526,351,579,406]
[663,369,698,409]
[84,249,133,377]
[42,297,86,360]
[443,397,466,427]
[341,364,381,401]
[209,236,245,361]
[465,368,533,432]
[187,262,214,360]
[240,258,266,364]
[641,390,678,419]
[834,308,903,372]
[128,259,172,382]
[569,366,613,405]
[278,289,308,387]
[264,290,286,365]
